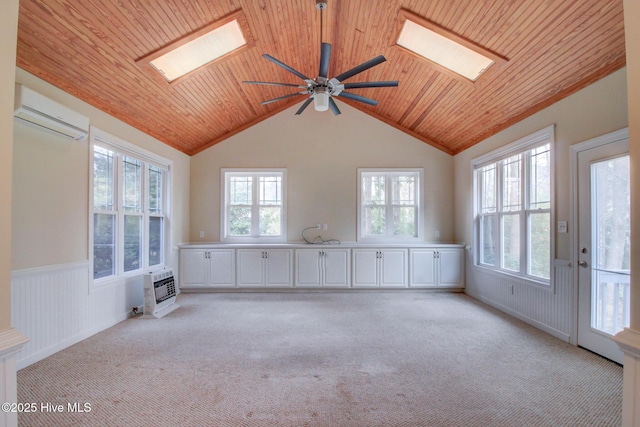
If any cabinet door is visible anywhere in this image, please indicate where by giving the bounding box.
[438,248,464,287]
[237,249,265,286]
[379,249,408,287]
[409,249,437,287]
[295,250,322,287]
[352,249,379,287]
[209,249,235,287]
[264,249,292,287]
[180,249,209,287]
[323,249,350,287]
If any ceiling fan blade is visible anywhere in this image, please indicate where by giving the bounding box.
[337,91,378,106]
[318,42,332,79]
[261,92,305,105]
[263,54,312,82]
[295,98,314,115]
[328,97,341,115]
[243,81,307,88]
[343,81,399,89]
[334,55,387,82]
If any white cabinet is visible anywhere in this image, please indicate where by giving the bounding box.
[410,248,464,288]
[237,249,292,287]
[180,249,235,288]
[295,248,350,287]
[352,248,408,287]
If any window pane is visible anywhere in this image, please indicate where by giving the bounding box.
[93,213,115,279]
[480,215,496,266]
[392,207,415,236]
[123,215,142,272]
[93,146,114,211]
[480,164,496,213]
[259,176,281,205]
[362,175,385,205]
[363,206,385,235]
[529,144,550,210]
[229,207,251,235]
[502,155,521,212]
[391,175,415,204]
[149,216,163,266]
[149,165,163,215]
[593,156,630,271]
[502,214,520,271]
[123,156,142,213]
[529,212,550,279]
[230,176,252,205]
[259,206,281,236]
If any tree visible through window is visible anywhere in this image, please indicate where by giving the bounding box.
[91,132,169,282]
[223,170,286,242]
[474,127,553,282]
[358,169,423,242]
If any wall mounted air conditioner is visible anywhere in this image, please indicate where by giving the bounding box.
[14,84,90,141]
[143,269,179,318]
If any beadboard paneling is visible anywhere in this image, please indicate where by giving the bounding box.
[11,262,141,369]
[465,259,573,342]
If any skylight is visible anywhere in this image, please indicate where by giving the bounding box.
[396,10,504,82]
[150,20,245,82]
[138,12,251,83]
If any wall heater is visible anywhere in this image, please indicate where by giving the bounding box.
[143,269,179,318]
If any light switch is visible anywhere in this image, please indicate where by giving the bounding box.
[557,221,568,234]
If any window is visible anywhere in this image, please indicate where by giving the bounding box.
[357,168,423,242]
[91,128,170,282]
[474,126,553,283]
[222,169,286,242]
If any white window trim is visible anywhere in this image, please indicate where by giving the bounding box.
[90,127,172,285]
[357,168,424,243]
[472,125,555,288]
[221,168,287,243]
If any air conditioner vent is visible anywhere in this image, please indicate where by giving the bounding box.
[14,84,89,141]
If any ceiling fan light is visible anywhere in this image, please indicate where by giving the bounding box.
[314,91,330,111]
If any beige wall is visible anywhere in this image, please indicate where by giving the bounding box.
[453,68,628,261]
[11,69,191,272]
[190,102,454,244]
[0,0,19,331]
[624,0,640,329]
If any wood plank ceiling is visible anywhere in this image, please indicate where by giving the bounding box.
[16,0,626,156]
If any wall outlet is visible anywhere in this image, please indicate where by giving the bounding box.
[199,230,205,238]
[322,223,328,230]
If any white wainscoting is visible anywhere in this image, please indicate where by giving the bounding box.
[465,259,573,342]
[11,261,144,369]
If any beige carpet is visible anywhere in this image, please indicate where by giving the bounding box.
[17,292,622,426]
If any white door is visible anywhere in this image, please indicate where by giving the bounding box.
[577,137,630,364]
[237,249,265,286]
[379,249,407,287]
[264,250,292,287]
[209,249,235,287]
[409,249,436,287]
[323,249,350,287]
[295,250,322,287]
[439,249,464,287]
[352,249,380,287]
[180,249,209,287]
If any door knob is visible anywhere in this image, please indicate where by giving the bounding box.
[578,261,588,268]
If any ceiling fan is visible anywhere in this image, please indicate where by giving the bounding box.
[243,0,399,116]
